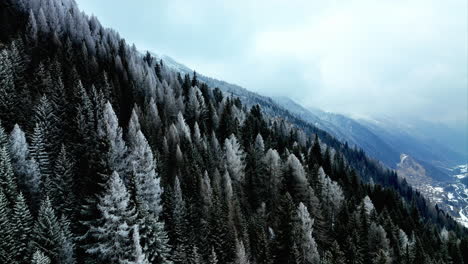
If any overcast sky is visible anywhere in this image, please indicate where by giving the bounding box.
[76,0,467,126]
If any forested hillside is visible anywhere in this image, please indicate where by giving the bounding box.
[0,0,467,263]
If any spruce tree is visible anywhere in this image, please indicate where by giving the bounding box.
[86,171,136,263]
[9,124,41,198]
[31,197,63,262]
[295,202,320,264]
[0,189,14,263]
[50,145,75,216]
[0,146,18,203]
[31,250,51,264]
[11,192,34,263]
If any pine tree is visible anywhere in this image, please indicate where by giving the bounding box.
[11,192,34,263]
[86,171,136,263]
[0,189,14,263]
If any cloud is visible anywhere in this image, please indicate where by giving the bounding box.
[77,0,467,125]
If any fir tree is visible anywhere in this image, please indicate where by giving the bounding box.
[31,197,63,262]
[49,145,75,216]
[86,172,136,263]
[295,202,320,264]
[11,192,34,263]
[9,124,41,197]
[31,250,51,264]
[0,146,18,203]
[0,189,14,263]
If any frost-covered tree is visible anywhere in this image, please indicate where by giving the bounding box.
[127,106,142,150]
[128,124,171,264]
[58,216,76,264]
[317,167,344,224]
[172,176,189,264]
[98,102,128,178]
[0,122,7,147]
[129,225,150,264]
[9,124,41,196]
[26,9,38,44]
[32,250,51,264]
[86,172,136,263]
[263,148,282,202]
[176,112,191,142]
[0,189,14,263]
[208,247,219,264]
[0,50,16,123]
[49,145,75,216]
[285,154,309,203]
[128,129,162,216]
[34,95,59,151]
[31,197,63,262]
[225,134,245,182]
[30,122,52,184]
[11,192,34,263]
[368,223,391,264]
[235,240,250,264]
[138,211,172,264]
[0,146,18,203]
[295,202,320,264]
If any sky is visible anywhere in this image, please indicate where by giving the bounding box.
[76,0,467,127]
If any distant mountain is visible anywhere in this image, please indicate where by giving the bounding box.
[151,53,464,182]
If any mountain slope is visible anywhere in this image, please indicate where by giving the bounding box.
[0,1,467,263]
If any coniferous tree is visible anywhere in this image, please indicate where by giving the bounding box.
[49,145,75,216]
[0,146,18,203]
[31,197,64,262]
[11,192,34,263]
[0,189,14,263]
[0,49,17,126]
[172,176,189,264]
[208,247,219,264]
[129,225,150,264]
[9,124,41,197]
[295,202,320,264]
[98,102,128,180]
[273,192,297,264]
[86,172,136,263]
[235,240,250,264]
[32,250,51,264]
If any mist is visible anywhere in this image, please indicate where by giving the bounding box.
[77,0,467,127]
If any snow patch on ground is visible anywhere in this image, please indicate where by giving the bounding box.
[457,208,468,228]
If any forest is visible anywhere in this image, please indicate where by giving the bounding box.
[0,0,467,263]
